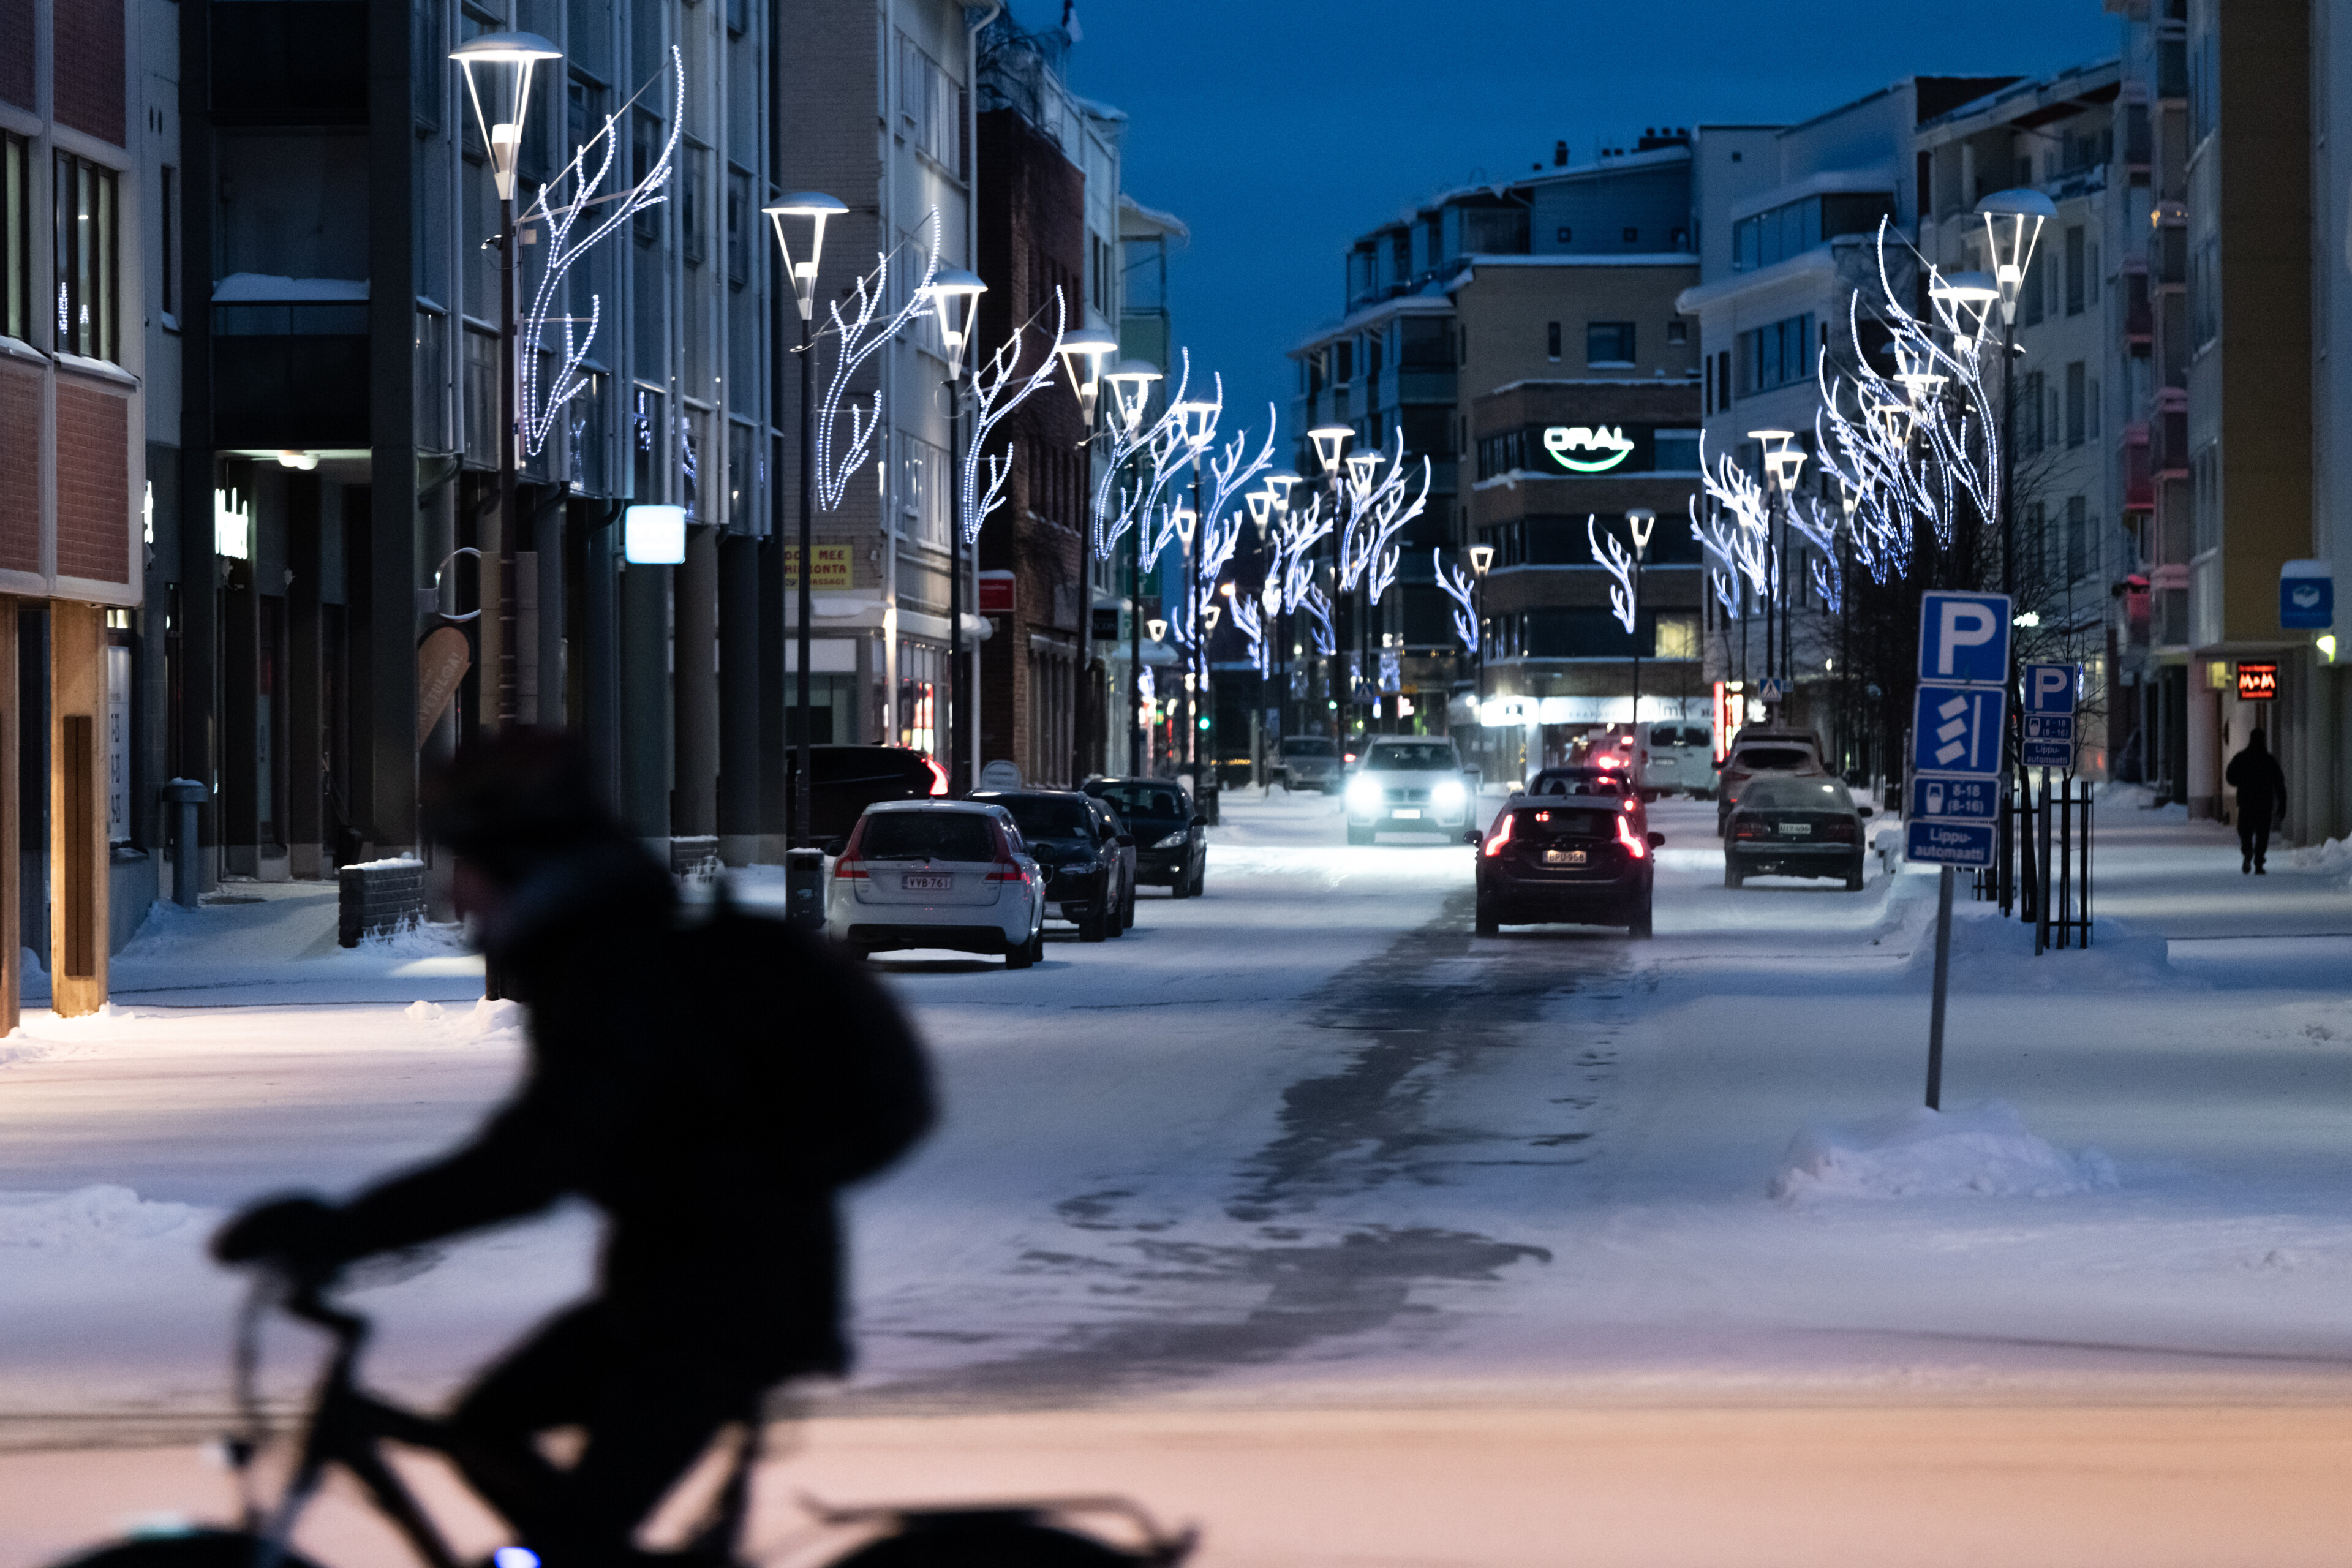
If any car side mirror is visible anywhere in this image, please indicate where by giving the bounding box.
[1856,805,1874,818]
[1117,833,1135,848]
[1466,830,1483,846]
[823,838,848,858]
[1192,814,1208,827]
[1646,831,1665,848]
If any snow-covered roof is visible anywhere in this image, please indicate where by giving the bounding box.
[1118,193,1188,242]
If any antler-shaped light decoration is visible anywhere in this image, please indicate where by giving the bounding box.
[1091,351,1194,562]
[959,287,1068,543]
[1784,492,1845,615]
[1434,548,1479,656]
[516,47,683,458]
[813,209,942,512]
[1691,435,1776,610]
[1362,454,1431,605]
[1230,594,1268,676]
[1588,514,1640,636]
[1277,492,1335,614]
[1191,409,1276,591]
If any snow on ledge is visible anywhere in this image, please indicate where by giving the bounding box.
[1770,1100,2117,1205]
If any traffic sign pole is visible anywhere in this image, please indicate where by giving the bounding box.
[1926,865,1954,1110]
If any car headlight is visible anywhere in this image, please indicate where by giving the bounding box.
[1346,775,1384,812]
[1152,831,1189,850]
[1431,778,1466,812]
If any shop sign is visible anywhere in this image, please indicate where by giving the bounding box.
[782,544,852,589]
[2236,662,2278,701]
[1543,424,1636,473]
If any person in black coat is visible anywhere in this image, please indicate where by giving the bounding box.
[2223,726,2288,874]
[213,731,929,1567]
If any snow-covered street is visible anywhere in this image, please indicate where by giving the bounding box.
[7,790,2352,1559]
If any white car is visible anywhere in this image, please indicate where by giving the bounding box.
[824,799,1046,968]
[1344,737,1473,844]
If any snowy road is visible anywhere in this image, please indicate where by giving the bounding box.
[6,787,2352,1457]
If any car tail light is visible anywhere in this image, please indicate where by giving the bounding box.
[834,822,869,880]
[1616,814,1648,859]
[983,823,1027,881]
[1732,818,1769,840]
[1825,817,1860,842]
[922,755,951,796]
[1482,813,1515,858]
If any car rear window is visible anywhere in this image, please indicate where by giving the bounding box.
[858,811,998,861]
[1365,742,1460,771]
[1283,739,1336,757]
[1096,783,1187,821]
[990,796,1095,839]
[1652,725,1708,748]
[1530,772,1626,797]
[1740,778,1853,810]
[1513,807,1616,839]
[1732,746,1814,771]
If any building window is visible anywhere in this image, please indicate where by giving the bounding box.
[3,132,29,344]
[897,34,965,179]
[159,164,178,322]
[2065,495,2088,582]
[680,145,707,266]
[1545,321,1561,362]
[2018,369,2045,457]
[1666,319,1687,345]
[725,164,752,287]
[1716,348,1730,404]
[1621,226,1638,243]
[900,432,951,552]
[2065,360,2086,447]
[1732,192,1893,271]
[631,113,663,244]
[2065,225,2085,315]
[1736,312,1815,395]
[1670,225,1689,249]
[1586,320,1634,366]
[1555,224,1572,243]
[54,153,119,363]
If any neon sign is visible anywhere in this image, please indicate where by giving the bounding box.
[1544,424,1636,473]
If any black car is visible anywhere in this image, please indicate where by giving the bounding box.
[1472,793,1664,938]
[968,790,1133,940]
[790,744,949,841]
[1722,776,1873,891]
[1082,777,1207,897]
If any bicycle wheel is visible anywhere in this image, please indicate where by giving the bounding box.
[48,1530,332,1568]
[827,1513,1144,1568]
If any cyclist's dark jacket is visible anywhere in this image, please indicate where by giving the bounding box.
[325,846,862,1382]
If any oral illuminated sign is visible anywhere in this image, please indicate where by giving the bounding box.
[1544,424,1635,473]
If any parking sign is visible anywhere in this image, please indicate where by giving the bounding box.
[2021,663,2077,714]
[1907,819,1997,867]
[1916,592,2013,686]
[1910,685,2007,777]
[1910,775,1997,821]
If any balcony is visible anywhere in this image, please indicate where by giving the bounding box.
[2151,224,2186,290]
[2120,424,2153,511]
[2122,269,2152,345]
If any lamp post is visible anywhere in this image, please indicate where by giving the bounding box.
[1174,398,1218,778]
[1468,541,1494,778]
[1747,429,1803,706]
[1624,508,1655,734]
[1146,615,1169,769]
[763,192,845,843]
[452,31,561,729]
[923,266,987,792]
[1307,424,1352,740]
[1103,358,1161,774]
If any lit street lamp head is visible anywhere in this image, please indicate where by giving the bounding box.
[763,192,847,323]
[451,32,562,203]
[1057,327,1120,425]
[1975,187,2059,327]
[1246,491,1272,535]
[1929,268,2000,347]
[1467,543,1495,576]
[1262,469,1302,509]
[922,268,988,378]
[1626,507,1656,557]
[1103,358,1161,432]
[1147,617,1169,643]
[1344,448,1384,489]
[1308,424,1354,475]
[1174,398,1219,450]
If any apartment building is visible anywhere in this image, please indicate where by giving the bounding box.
[1288,136,1700,766]
[0,0,148,1022]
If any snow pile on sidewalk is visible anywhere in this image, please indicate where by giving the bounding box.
[1770,1100,2117,1204]
[405,997,524,1041]
[2286,837,2352,884]
[0,1185,208,1255]
[1902,905,2185,990]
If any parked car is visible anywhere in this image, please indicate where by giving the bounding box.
[1714,726,1829,835]
[790,744,950,841]
[1722,776,1874,891]
[1275,736,1341,793]
[969,789,1133,941]
[1345,736,1472,843]
[1083,777,1207,897]
[823,799,1045,967]
[1472,791,1663,938]
[1642,722,1718,799]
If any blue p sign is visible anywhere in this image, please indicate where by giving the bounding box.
[2022,663,2077,714]
[1917,592,2012,686]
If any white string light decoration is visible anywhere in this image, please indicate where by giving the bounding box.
[1091,350,1193,563]
[959,287,1068,544]
[813,209,942,512]
[1362,455,1430,606]
[1587,514,1640,636]
[515,47,682,458]
[1433,548,1479,656]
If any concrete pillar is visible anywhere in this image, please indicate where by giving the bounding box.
[757,535,787,861]
[2185,676,2220,819]
[619,558,672,845]
[50,602,108,1017]
[717,532,761,864]
[673,526,718,838]
[285,475,325,878]
[581,515,622,810]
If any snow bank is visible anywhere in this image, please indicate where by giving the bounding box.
[1770,1101,2117,1204]
[0,1185,208,1255]
[1901,905,2187,990]
[405,997,524,1040]
[2286,837,2352,884]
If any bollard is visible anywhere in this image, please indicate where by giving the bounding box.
[784,847,826,932]
[162,778,208,907]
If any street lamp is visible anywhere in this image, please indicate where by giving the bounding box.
[764,191,846,844]
[1625,508,1655,736]
[924,266,988,792]
[1306,425,1354,739]
[1056,327,1120,428]
[1468,542,1494,778]
[451,31,560,727]
[1101,357,1160,774]
[1171,399,1218,777]
[1748,428,1803,697]
[1929,269,2000,350]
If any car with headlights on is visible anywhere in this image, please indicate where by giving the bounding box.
[1345,737,1472,843]
[823,799,1046,967]
[1722,775,1874,890]
[1082,777,1207,897]
[1473,792,1663,937]
[970,789,1132,941]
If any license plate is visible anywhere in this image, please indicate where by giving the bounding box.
[1544,848,1588,866]
[901,874,953,891]
[1777,823,1811,837]
[1392,808,1422,819]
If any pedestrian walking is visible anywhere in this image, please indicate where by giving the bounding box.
[2224,727,2288,875]
[211,728,932,1568]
